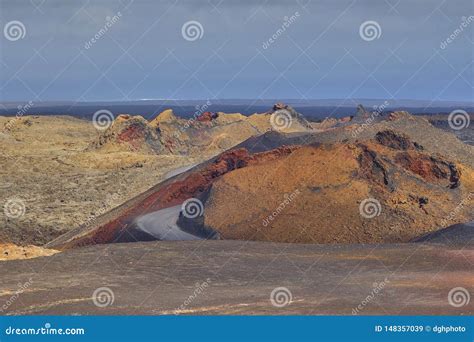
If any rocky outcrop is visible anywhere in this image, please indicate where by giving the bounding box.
[196,111,218,122]
[90,105,314,156]
[357,144,395,191]
[375,130,423,151]
[269,103,313,131]
[90,114,164,153]
[148,109,177,126]
[394,152,461,188]
[356,104,369,118]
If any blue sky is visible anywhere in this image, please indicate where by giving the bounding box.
[0,0,473,101]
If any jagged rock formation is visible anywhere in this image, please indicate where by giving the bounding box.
[196,111,218,122]
[149,109,177,125]
[355,104,372,119]
[90,114,164,153]
[269,102,314,130]
[375,130,423,150]
[90,105,312,156]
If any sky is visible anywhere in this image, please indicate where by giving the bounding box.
[0,0,473,102]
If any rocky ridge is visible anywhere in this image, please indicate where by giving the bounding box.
[90,105,314,156]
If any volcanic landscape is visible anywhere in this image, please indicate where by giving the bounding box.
[0,103,473,315]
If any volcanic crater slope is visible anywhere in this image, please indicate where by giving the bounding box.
[47,111,474,249]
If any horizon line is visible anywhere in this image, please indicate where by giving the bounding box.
[1,98,473,104]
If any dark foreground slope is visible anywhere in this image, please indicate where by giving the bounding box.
[414,221,474,244]
[0,241,472,315]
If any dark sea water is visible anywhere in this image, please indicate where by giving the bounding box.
[0,103,361,120]
[1,100,473,121]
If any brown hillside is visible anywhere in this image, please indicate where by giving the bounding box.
[204,140,473,243]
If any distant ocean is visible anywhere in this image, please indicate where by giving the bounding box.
[1,100,472,121]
